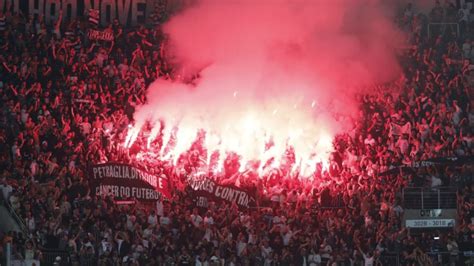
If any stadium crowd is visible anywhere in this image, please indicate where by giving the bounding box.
[1,1,474,266]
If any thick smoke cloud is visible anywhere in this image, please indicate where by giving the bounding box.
[132,0,404,173]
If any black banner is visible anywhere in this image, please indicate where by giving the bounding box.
[0,0,150,27]
[188,177,256,209]
[380,156,474,176]
[88,29,114,41]
[89,163,171,202]
[74,98,94,104]
[87,29,115,42]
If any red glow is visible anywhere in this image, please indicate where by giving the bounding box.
[125,0,402,179]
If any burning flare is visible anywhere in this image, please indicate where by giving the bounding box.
[124,93,334,178]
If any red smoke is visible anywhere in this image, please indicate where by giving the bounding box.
[128,0,404,177]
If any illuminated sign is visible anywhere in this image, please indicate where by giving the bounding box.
[405,219,455,228]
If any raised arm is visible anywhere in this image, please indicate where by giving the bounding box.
[54,10,63,31]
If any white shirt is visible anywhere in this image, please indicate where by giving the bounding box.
[117,239,123,251]
[237,241,247,256]
[147,214,158,226]
[126,215,136,230]
[393,205,404,216]
[459,8,470,22]
[156,200,164,216]
[21,109,28,124]
[195,257,209,266]
[160,216,170,226]
[364,138,376,146]
[453,105,462,125]
[26,217,35,231]
[308,253,321,266]
[0,183,12,201]
[447,241,459,255]
[321,245,332,259]
[248,233,257,245]
[261,245,272,258]
[191,214,203,227]
[272,216,282,225]
[30,160,39,176]
[10,194,20,210]
[11,144,20,158]
[24,249,35,260]
[81,122,92,135]
[203,228,212,242]
[103,122,113,133]
[282,231,294,246]
[204,216,214,225]
[397,138,409,154]
[101,240,112,252]
[143,228,153,239]
[270,194,280,202]
[363,254,374,266]
[302,256,307,266]
[431,176,442,187]
[264,258,274,266]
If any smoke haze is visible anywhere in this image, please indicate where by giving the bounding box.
[131,0,405,174]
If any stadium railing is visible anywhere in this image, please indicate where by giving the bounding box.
[378,252,400,265]
[402,187,457,210]
[0,197,28,235]
[425,251,474,265]
[428,22,459,38]
[379,251,473,266]
[40,248,70,265]
[426,251,453,265]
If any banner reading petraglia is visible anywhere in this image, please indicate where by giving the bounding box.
[187,176,257,210]
[89,163,171,202]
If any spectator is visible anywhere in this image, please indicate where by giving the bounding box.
[0,2,472,265]
[0,177,12,201]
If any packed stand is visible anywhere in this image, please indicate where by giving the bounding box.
[0,2,474,266]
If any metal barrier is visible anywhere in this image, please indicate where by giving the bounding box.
[402,187,457,210]
[428,22,459,38]
[378,252,399,266]
[425,251,469,266]
[40,249,70,266]
[41,249,98,266]
[11,259,41,265]
[0,198,28,235]
[377,251,471,266]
